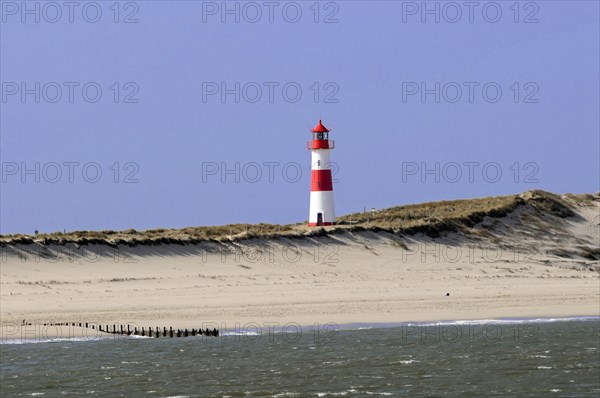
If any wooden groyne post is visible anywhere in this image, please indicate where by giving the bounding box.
[53,321,219,339]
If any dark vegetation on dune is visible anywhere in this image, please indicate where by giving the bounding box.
[1,191,598,252]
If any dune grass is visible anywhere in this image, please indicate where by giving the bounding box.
[0,190,595,245]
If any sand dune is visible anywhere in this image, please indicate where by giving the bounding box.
[1,191,598,339]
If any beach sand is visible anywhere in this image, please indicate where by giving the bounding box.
[1,195,598,340]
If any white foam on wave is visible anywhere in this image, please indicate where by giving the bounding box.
[317,389,391,397]
[405,316,599,327]
[0,333,159,345]
[393,359,419,364]
[220,331,261,336]
[0,336,108,345]
[338,316,599,332]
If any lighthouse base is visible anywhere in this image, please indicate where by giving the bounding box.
[308,222,336,227]
[308,191,336,226]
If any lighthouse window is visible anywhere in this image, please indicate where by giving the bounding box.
[317,132,324,140]
[317,160,321,166]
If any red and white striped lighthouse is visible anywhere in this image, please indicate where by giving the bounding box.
[307,119,336,227]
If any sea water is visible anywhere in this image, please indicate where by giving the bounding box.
[1,319,598,397]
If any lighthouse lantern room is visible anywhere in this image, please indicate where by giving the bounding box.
[307,119,336,226]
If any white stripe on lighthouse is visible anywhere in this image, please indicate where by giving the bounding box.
[309,191,336,225]
[311,149,331,171]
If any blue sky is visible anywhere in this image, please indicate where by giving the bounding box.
[1,1,599,234]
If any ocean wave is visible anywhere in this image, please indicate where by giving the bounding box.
[336,316,600,332]
[0,336,108,345]
[221,331,261,336]
[0,333,156,345]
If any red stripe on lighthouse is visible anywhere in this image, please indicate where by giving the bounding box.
[311,170,333,191]
[310,139,330,149]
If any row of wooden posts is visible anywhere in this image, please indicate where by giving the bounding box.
[40,322,219,338]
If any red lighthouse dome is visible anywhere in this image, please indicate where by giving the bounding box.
[311,119,330,133]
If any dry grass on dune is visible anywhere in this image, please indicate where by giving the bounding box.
[0,190,596,246]
[337,194,520,229]
[338,190,590,236]
[0,223,298,246]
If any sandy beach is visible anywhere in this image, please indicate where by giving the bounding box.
[1,193,598,340]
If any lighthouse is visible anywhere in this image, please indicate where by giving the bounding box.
[307,119,336,226]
